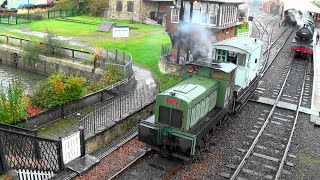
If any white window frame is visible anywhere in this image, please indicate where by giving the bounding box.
[209,4,218,26]
[171,8,180,23]
[201,2,208,24]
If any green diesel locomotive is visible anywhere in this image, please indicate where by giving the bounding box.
[138,60,237,159]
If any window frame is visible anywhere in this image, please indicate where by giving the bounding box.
[171,8,180,23]
[116,0,123,12]
[127,1,134,12]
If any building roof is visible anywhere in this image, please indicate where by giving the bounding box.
[283,0,320,14]
[211,37,264,54]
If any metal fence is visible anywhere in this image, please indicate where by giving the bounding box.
[101,49,133,78]
[0,35,133,78]
[0,9,78,25]
[0,128,62,173]
[80,82,156,137]
[26,78,130,130]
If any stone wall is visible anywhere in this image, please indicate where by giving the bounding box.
[85,102,154,153]
[0,44,103,80]
[158,57,184,75]
[108,0,159,22]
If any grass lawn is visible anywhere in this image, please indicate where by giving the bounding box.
[0,16,181,88]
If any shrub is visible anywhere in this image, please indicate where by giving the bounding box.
[53,0,78,10]
[100,64,123,86]
[31,73,86,109]
[85,80,105,93]
[90,47,103,67]
[42,29,66,57]
[87,0,109,16]
[53,0,108,16]
[21,41,42,64]
[0,81,27,124]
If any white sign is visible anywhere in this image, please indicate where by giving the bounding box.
[112,26,129,38]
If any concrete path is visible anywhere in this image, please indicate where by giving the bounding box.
[0,27,156,86]
[311,23,320,124]
[312,28,320,112]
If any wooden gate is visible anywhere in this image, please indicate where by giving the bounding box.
[18,169,55,180]
[61,131,81,164]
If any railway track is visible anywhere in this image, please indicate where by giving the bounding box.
[60,10,294,180]
[109,150,184,180]
[220,58,309,180]
[218,9,311,180]
[234,17,293,112]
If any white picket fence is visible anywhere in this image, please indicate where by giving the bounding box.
[61,131,81,164]
[18,169,55,180]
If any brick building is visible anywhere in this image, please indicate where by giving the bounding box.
[262,0,284,16]
[165,0,245,64]
[107,0,174,23]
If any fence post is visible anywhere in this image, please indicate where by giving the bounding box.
[79,126,85,157]
[48,10,50,19]
[123,51,125,63]
[58,137,65,170]
[34,128,41,159]
[119,97,122,118]
[115,49,118,61]
[0,141,5,174]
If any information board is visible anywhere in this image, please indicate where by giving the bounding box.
[112,26,129,38]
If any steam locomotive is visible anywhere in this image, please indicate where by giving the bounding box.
[290,21,314,60]
[284,9,315,60]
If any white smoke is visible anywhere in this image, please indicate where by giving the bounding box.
[287,9,312,27]
[178,23,212,61]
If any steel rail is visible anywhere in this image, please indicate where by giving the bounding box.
[262,28,288,55]
[261,29,295,76]
[108,148,152,180]
[252,20,261,39]
[261,21,278,73]
[275,61,308,179]
[230,58,294,180]
[253,16,268,40]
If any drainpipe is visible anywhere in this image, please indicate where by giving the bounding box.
[176,0,185,64]
[140,0,142,22]
[190,0,193,20]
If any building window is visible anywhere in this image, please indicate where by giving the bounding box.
[201,2,208,24]
[116,0,122,11]
[127,1,134,12]
[216,49,227,61]
[192,2,200,23]
[237,54,246,66]
[209,4,218,25]
[183,1,190,22]
[171,8,179,23]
